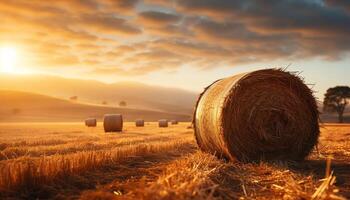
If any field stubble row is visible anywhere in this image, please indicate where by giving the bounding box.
[0,123,349,199]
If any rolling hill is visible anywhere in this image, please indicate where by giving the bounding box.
[0,74,198,115]
[0,90,191,122]
[0,74,347,123]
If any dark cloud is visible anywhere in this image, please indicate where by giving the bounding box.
[55,0,100,12]
[104,0,139,9]
[194,18,283,43]
[169,0,350,60]
[79,14,141,34]
[101,0,140,14]
[326,0,350,11]
[174,0,350,36]
[150,38,231,58]
[138,11,181,25]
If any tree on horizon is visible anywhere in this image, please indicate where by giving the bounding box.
[69,96,78,101]
[119,101,127,107]
[323,86,350,123]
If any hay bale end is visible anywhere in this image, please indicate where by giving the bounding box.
[85,118,97,127]
[170,120,178,125]
[103,114,123,132]
[135,119,145,127]
[158,119,168,127]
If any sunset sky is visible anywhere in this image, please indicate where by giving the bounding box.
[0,0,349,99]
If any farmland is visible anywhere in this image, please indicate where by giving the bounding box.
[0,122,349,199]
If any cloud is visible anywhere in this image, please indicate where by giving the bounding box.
[168,0,350,60]
[138,11,181,25]
[326,0,350,12]
[78,14,142,35]
[173,0,350,36]
[0,0,349,77]
[92,62,179,76]
[108,0,139,8]
[54,0,100,13]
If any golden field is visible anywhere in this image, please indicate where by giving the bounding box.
[0,122,349,199]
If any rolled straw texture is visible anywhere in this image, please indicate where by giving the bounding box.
[193,69,319,162]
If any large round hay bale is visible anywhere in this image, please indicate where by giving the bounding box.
[158,119,168,127]
[85,118,97,127]
[103,114,123,132]
[170,120,178,125]
[135,119,144,127]
[193,69,319,162]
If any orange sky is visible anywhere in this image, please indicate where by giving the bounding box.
[0,0,349,97]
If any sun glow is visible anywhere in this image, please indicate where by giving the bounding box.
[0,46,18,73]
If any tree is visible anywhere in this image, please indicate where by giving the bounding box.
[69,96,78,101]
[12,108,21,115]
[119,101,127,107]
[323,86,350,123]
[102,101,108,105]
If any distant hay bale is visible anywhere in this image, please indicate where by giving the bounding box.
[170,120,178,125]
[193,69,320,162]
[158,119,168,127]
[103,114,123,132]
[135,119,145,127]
[85,118,97,127]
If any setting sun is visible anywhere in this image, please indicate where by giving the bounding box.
[0,46,17,73]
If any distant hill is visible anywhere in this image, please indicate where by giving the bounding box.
[317,100,350,113]
[1,74,347,123]
[319,113,350,123]
[0,90,191,122]
[0,74,198,115]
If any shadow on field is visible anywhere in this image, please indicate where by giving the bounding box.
[290,159,350,198]
[207,158,350,199]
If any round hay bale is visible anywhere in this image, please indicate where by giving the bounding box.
[135,119,144,127]
[85,118,97,127]
[158,119,168,127]
[103,114,123,132]
[170,120,178,125]
[193,69,319,162]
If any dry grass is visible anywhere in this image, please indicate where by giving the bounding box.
[0,139,192,192]
[124,152,223,200]
[0,122,195,198]
[0,122,349,199]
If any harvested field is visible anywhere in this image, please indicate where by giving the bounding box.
[0,122,349,199]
